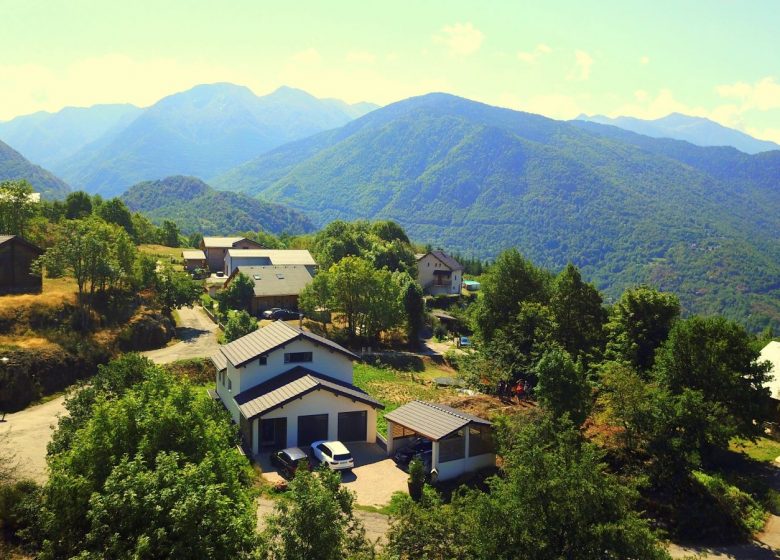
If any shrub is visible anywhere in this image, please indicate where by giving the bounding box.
[164,358,216,384]
[117,310,175,351]
[0,479,42,547]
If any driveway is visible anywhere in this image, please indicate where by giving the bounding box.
[258,442,409,507]
[0,395,66,483]
[141,305,219,364]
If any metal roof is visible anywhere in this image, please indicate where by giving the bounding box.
[760,341,780,400]
[216,320,359,368]
[235,366,383,419]
[384,400,491,441]
[182,249,206,260]
[210,351,228,372]
[416,251,464,271]
[226,249,317,266]
[202,236,246,248]
[233,265,314,297]
[0,235,43,253]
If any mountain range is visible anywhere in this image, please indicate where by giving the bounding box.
[212,93,780,331]
[0,84,377,197]
[121,175,314,236]
[0,139,71,199]
[575,113,780,154]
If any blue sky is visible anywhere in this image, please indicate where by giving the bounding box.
[2,0,779,141]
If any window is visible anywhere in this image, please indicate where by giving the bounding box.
[227,378,232,391]
[469,425,495,456]
[439,429,465,462]
[257,356,267,366]
[284,352,313,363]
[317,443,331,457]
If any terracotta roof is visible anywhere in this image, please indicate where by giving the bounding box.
[235,265,314,297]
[215,320,358,368]
[235,366,383,419]
[202,236,246,248]
[384,400,490,441]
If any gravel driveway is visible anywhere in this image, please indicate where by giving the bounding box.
[141,306,219,364]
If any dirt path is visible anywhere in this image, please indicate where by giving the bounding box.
[141,305,219,364]
[0,395,66,483]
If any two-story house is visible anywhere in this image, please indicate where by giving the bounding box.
[211,321,383,455]
[416,251,464,296]
[199,237,264,272]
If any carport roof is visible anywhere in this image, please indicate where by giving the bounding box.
[235,366,384,420]
[384,400,491,441]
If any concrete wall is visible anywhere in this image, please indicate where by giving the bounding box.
[232,337,354,394]
[416,254,461,295]
[261,390,377,449]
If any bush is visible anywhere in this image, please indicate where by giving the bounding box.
[117,310,175,351]
[443,350,460,370]
[0,479,42,546]
[164,358,216,384]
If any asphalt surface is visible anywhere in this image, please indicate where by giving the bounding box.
[141,305,219,364]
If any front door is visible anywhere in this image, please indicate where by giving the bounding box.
[260,417,287,450]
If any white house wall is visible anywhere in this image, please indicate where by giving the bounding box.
[416,254,462,295]
[261,390,377,448]
[233,337,354,393]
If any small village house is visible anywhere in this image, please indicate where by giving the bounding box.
[211,321,383,455]
[416,251,464,296]
[223,248,317,276]
[0,235,43,295]
[224,264,315,315]
[760,341,780,402]
[181,249,207,272]
[200,236,264,272]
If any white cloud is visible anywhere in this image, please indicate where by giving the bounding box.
[640,55,650,65]
[567,50,594,81]
[634,89,648,102]
[290,48,321,64]
[516,43,553,64]
[745,126,780,144]
[434,22,484,56]
[346,51,376,64]
[716,76,780,111]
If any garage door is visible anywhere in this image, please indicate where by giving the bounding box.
[337,411,367,442]
[297,414,329,446]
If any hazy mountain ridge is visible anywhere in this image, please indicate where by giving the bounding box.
[575,113,780,154]
[52,84,377,196]
[0,139,70,199]
[121,175,315,236]
[213,93,780,331]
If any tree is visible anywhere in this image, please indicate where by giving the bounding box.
[64,191,93,219]
[216,273,255,314]
[0,179,37,237]
[605,286,680,372]
[398,273,425,347]
[223,310,258,343]
[260,466,372,560]
[159,219,181,247]
[40,363,257,559]
[549,263,606,359]
[96,197,135,237]
[473,249,550,342]
[653,316,772,448]
[36,218,137,328]
[154,267,202,314]
[131,212,160,244]
[534,348,590,426]
[187,231,204,249]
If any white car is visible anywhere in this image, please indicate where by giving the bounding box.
[310,440,355,471]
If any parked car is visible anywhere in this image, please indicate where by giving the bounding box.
[457,336,471,348]
[393,437,433,469]
[311,440,354,471]
[270,447,311,479]
[262,308,301,321]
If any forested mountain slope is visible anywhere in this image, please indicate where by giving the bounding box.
[214,93,780,330]
[0,139,70,199]
[121,175,314,236]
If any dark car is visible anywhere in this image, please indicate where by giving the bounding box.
[270,447,311,479]
[393,437,433,469]
[262,308,301,321]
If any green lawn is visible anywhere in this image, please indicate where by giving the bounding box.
[353,362,455,435]
[730,437,780,463]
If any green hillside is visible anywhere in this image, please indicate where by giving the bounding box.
[213,93,780,331]
[0,139,70,199]
[121,175,314,236]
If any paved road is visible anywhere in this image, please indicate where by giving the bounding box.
[0,395,66,483]
[141,306,219,364]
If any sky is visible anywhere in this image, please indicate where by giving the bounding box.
[2,0,780,142]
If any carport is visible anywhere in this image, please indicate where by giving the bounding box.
[385,400,496,481]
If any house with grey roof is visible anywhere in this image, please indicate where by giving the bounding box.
[224,264,315,315]
[211,320,383,455]
[416,251,464,295]
[199,236,264,272]
[223,248,317,276]
[385,400,496,481]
